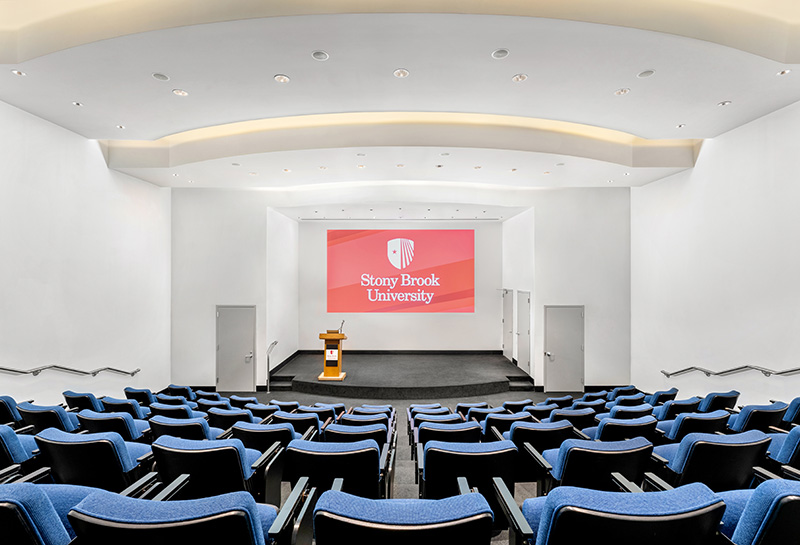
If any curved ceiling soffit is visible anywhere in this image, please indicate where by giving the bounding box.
[2,0,800,64]
[103,112,701,170]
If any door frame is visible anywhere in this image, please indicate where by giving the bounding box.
[216,305,257,392]
[501,289,514,363]
[543,305,584,393]
[517,290,532,376]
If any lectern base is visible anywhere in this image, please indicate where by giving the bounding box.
[318,372,347,382]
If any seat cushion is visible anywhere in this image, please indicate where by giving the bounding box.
[717,488,753,538]
[653,442,680,462]
[581,426,598,440]
[38,484,99,539]
[18,433,39,459]
[0,483,73,545]
[123,441,152,463]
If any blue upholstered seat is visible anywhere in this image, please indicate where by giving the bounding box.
[69,489,278,544]
[593,403,654,422]
[166,384,197,400]
[654,430,767,474]
[36,427,151,473]
[244,403,280,419]
[123,387,157,407]
[0,482,100,544]
[606,385,637,401]
[18,402,80,432]
[284,439,383,498]
[0,395,25,425]
[229,395,258,409]
[541,407,596,429]
[148,402,207,420]
[465,407,505,422]
[233,421,300,440]
[503,399,533,413]
[578,391,608,402]
[153,435,259,478]
[100,396,151,419]
[697,390,740,413]
[155,393,198,408]
[0,423,38,464]
[271,410,321,434]
[313,489,494,544]
[148,415,224,440]
[543,436,652,482]
[423,440,517,481]
[194,389,223,401]
[76,409,150,441]
[524,403,559,420]
[504,420,573,441]
[644,387,679,406]
[569,399,606,411]
[269,399,300,412]
[766,426,800,465]
[581,415,657,441]
[652,397,702,421]
[324,423,387,444]
[655,409,729,441]
[780,396,800,426]
[727,402,788,433]
[603,393,646,410]
[207,407,261,429]
[418,421,482,445]
[196,398,234,411]
[62,390,105,413]
[539,395,573,408]
[521,482,723,544]
[718,478,800,544]
[315,402,347,416]
[455,402,489,418]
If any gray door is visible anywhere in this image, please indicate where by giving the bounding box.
[216,306,256,392]
[502,289,514,362]
[544,306,584,392]
[517,291,531,375]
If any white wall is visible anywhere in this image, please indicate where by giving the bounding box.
[502,208,535,364]
[0,100,171,404]
[531,189,632,388]
[298,221,502,350]
[631,100,800,406]
[266,208,299,370]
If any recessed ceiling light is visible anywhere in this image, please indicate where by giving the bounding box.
[676,123,686,128]
[556,162,565,167]
[637,69,655,78]
[116,125,125,129]
[232,163,240,166]
[718,100,732,106]
[607,179,614,184]
[369,208,373,211]
[777,69,792,76]
[474,166,482,170]
[614,88,630,96]
[543,171,551,175]
[396,164,404,168]
[249,172,258,176]
[510,168,517,172]
[319,166,327,170]
[312,50,329,61]
[393,68,409,78]
[492,48,510,59]
[172,89,188,97]
[187,180,194,184]
[357,165,365,169]
[624,172,630,176]
[152,73,170,81]
[512,73,528,83]
[436,165,443,168]
[172,173,179,177]
[283,169,291,173]
[10,69,26,76]
[72,101,83,107]
[356,153,366,157]
[274,74,290,83]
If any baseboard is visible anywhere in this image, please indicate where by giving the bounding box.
[586,385,627,392]
[292,349,504,356]
[266,350,302,379]
[534,386,544,392]
[512,358,518,366]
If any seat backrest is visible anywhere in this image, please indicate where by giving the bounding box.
[667,410,730,442]
[465,407,505,422]
[413,413,463,429]
[269,400,300,412]
[535,482,725,545]
[155,393,192,406]
[34,428,137,492]
[324,423,387,445]
[149,415,212,440]
[297,405,335,422]
[609,393,646,407]
[782,397,800,426]
[271,411,321,434]
[207,408,255,430]
[196,398,233,412]
[0,424,34,466]
[76,410,140,441]
[100,397,145,419]
[315,402,347,417]
[571,399,606,411]
[731,478,800,545]
[244,403,279,419]
[149,403,194,419]
[229,395,258,409]
[231,421,298,451]
[68,489,268,545]
[525,403,558,420]
[410,407,451,418]
[595,416,657,442]
[417,421,482,447]
[579,391,608,402]
[339,413,390,429]
[0,395,23,425]
[669,431,770,491]
[314,489,494,545]
[548,408,596,429]
[697,390,740,413]
[502,399,533,413]
[730,402,788,433]
[508,421,575,452]
[648,387,679,405]
[454,402,488,419]
[771,426,800,467]
[151,436,251,499]
[194,390,222,401]
[123,387,155,407]
[352,406,393,418]
[607,386,637,401]
[657,397,702,421]
[608,404,654,420]
[166,384,196,400]
[18,402,77,433]
[0,483,74,545]
[62,391,103,412]
[483,412,534,435]
[544,396,574,408]
[284,439,381,498]
[554,437,653,490]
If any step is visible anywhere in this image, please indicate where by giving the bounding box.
[507,378,535,392]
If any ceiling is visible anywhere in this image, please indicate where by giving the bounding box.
[2,1,799,220]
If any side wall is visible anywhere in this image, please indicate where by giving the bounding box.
[631,101,800,405]
[0,101,171,404]
[266,208,299,370]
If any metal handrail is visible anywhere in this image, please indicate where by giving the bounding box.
[661,365,800,378]
[0,364,141,377]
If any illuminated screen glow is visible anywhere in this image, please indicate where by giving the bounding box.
[327,229,475,313]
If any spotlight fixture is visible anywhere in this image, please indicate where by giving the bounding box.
[72,101,83,107]
[492,48,510,59]
[249,172,258,176]
[116,125,125,129]
[152,73,170,81]
[474,166,482,170]
[283,169,291,173]
[778,69,792,76]
[274,74,290,83]
[312,50,329,61]
[614,88,630,96]
[357,165,365,169]
[676,123,686,128]
[436,165,443,168]
[232,163,240,166]
[393,68,409,78]
[319,166,327,170]
[172,89,189,97]
[512,73,528,83]
[717,100,732,107]
[637,69,655,78]
[10,69,26,76]
[396,164,404,168]
[172,173,179,177]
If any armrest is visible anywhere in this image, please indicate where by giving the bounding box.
[22,399,34,404]
[769,426,788,434]
[643,471,673,491]
[490,426,504,442]
[531,416,541,424]
[457,476,471,495]
[153,474,190,501]
[0,464,21,484]
[137,451,155,466]
[321,416,333,430]
[572,429,590,440]
[301,426,316,441]
[379,443,389,475]
[523,442,552,472]
[416,443,424,484]
[493,477,533,544]
[120,472,159,497]
[216,428,233,440]
[14,425,35,435]
[332,477,343,491]
[753,466,782,483]
[782,465,800,481]
[12,466,50,483]
[252,442,282,472]
[268,477,316,545]
[650,452,668,466]
[770,399,779,404]
[611,472,643,493]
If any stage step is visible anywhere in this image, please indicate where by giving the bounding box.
[507,376,535,392]
[269,375,293,392]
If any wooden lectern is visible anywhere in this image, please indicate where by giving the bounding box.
[318,330,347,381]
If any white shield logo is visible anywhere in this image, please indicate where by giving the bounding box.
[387,238,414,270]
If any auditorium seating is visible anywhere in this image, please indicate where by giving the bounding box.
[245,402,280,419]
[100,396,152,419]
[726,402,788,433]
[644,387,679,406]
[764,426,800,471]
[581,415,658,441]
[166,384,197,400]
[206,407,261,430]
[76,410,151,443]
[232,421,301,451]
[123,386,156,407]
[697,390,741,413]
[229,395,259,409]
[195,398,233,412]
[17,402,80,433]
[148,402,207,420]
[652,396,703,420]
[0,424,41,475]
[155,393,198,408]
[541,407,597,429]
[654,410,730,443]
[717,477,800,544]
[0,395,28,428]
[149,415,225,441]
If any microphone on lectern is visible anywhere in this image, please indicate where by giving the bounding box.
[339,320,345,334]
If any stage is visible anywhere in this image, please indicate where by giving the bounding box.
[270,352,534,399]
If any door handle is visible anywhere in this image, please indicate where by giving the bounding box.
[545,351,554,361]
[244,351,253,363]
